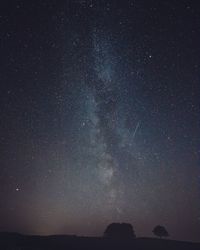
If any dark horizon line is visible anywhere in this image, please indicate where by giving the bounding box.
[0,231,200,244]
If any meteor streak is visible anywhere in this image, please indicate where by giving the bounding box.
[133,121,141,139]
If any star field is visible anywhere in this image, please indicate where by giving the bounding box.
[0,0,199,242]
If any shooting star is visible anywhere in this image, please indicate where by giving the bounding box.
[133,121,141,139]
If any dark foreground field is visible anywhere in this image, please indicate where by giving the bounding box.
[0,232,199,250]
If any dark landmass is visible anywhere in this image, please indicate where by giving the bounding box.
[0,232,200,250]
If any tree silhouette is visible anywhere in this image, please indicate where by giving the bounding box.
[104,223,136,239]
[152,225,169,238]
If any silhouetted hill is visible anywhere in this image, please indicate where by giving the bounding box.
[0,232,199,250]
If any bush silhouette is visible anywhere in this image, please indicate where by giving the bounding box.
[104,223,136,239]
[152,225,169,238]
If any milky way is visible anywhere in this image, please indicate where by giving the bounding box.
[0,0,199,242]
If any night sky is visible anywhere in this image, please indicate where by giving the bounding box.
[0,0,200,242]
